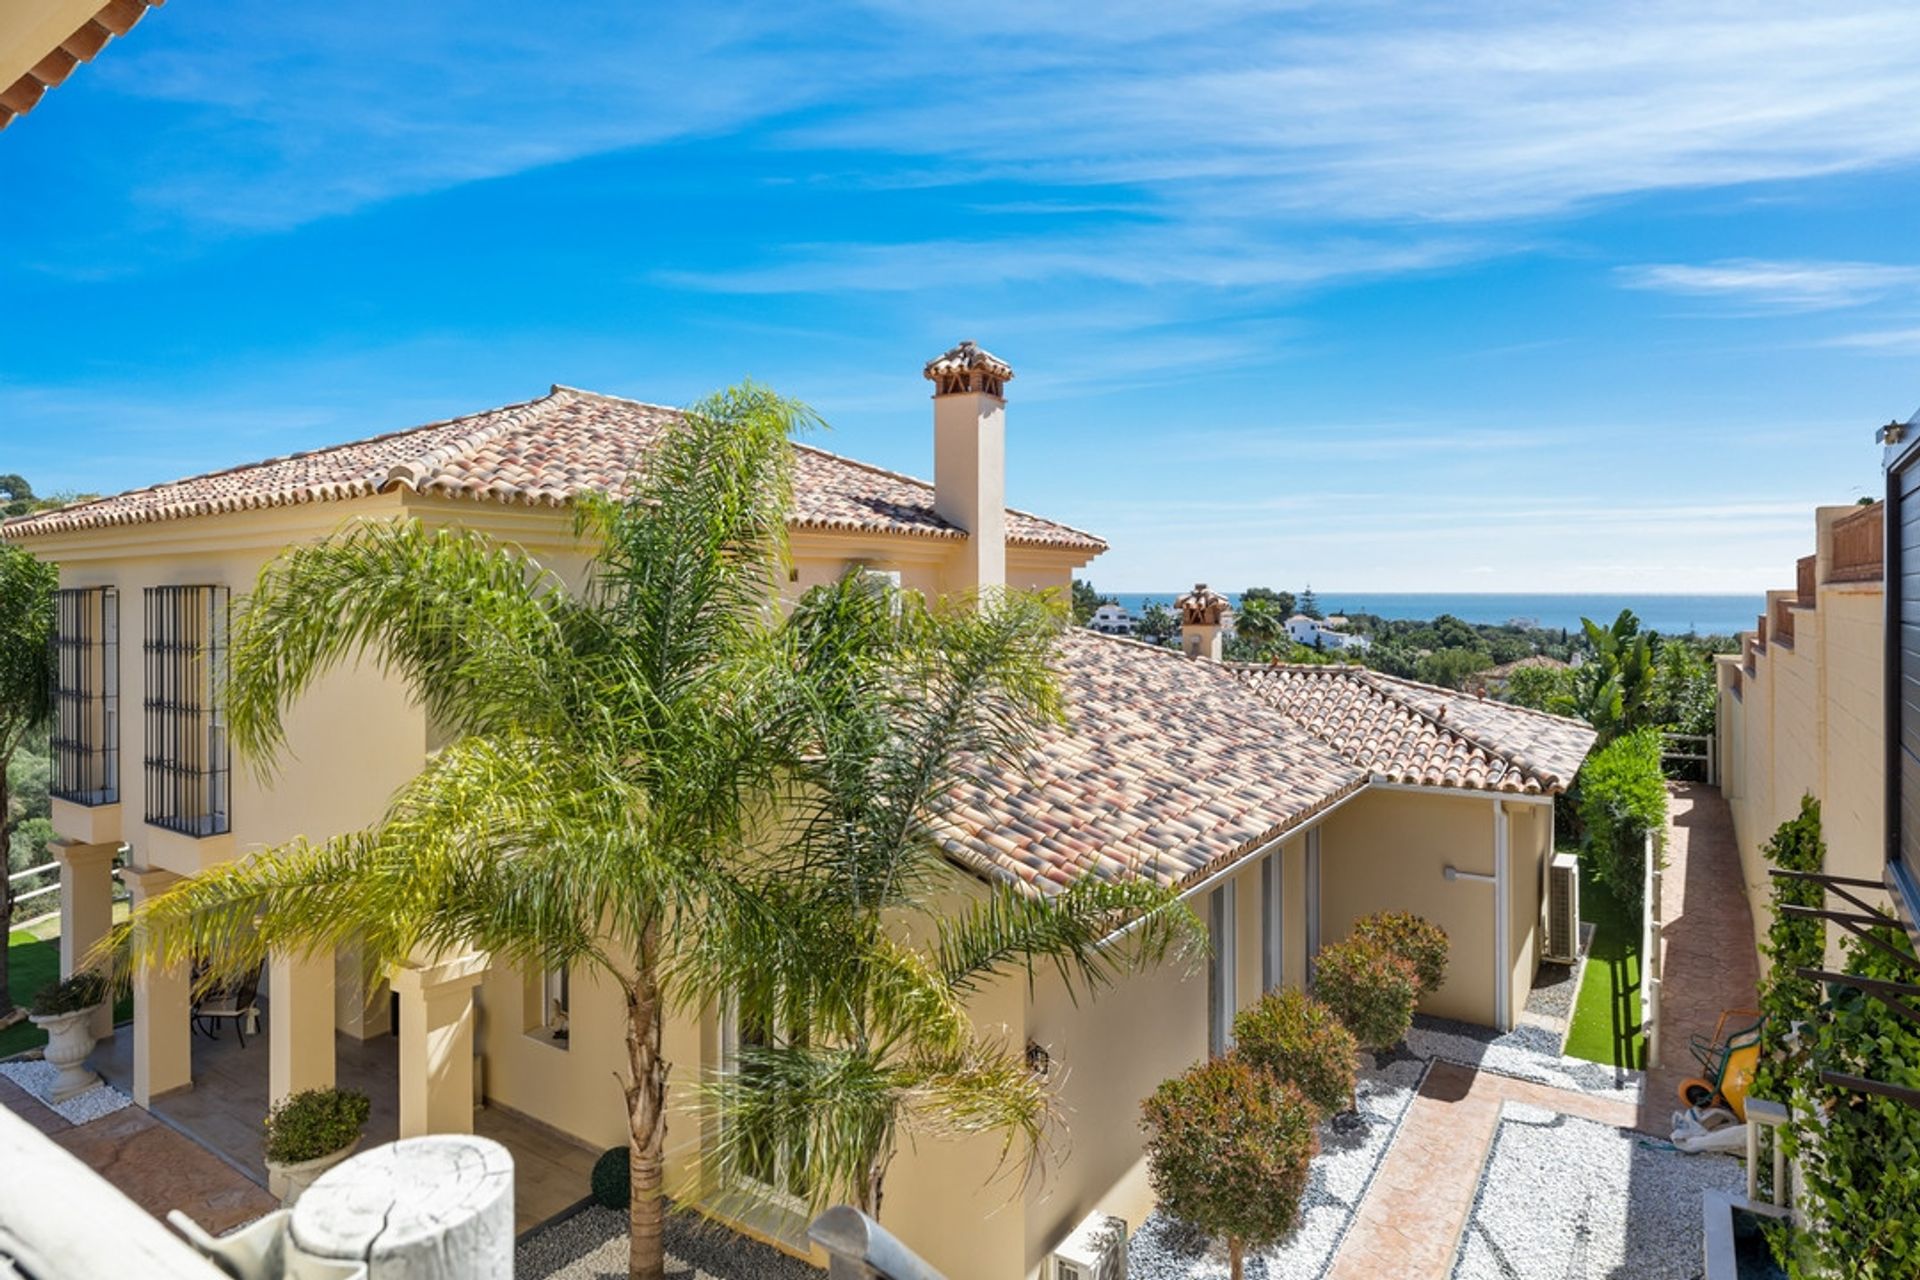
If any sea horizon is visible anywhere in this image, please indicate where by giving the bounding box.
[1100,591,1761,638]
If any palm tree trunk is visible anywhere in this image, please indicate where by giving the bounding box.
[1229,1236,1244,1280]
[623,926,669,1280]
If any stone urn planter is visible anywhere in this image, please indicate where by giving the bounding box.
[263,1087,372,1206]
[266,1135,361,1204]
[27,974,107,1103]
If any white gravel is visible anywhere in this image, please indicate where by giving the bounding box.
[1451,1102,1741,1280]
[517,1204,821,1280]
[1406,1016,1642,1102]
[0,1060,132,1125]
[1128,1054,1429,1279]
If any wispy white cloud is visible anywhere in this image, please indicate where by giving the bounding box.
[1824,326,1920,353]
[90,2,1920,240]
[1616,259,1920,311]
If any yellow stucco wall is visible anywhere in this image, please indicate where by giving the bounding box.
[1321,789,1494,1025]
[1717,505,1886,965]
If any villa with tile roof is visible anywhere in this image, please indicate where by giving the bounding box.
[4,342,1594,1280]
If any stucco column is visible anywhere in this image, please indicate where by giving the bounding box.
[335,944,392,1041]
[270,948,337,1104]
[390,952,488,1139]
[122,865,192,1105]
[53,839,118,1040]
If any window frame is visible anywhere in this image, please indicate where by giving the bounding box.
[1886,429,1920,944]
[1207,881,1236,1057]
[50,586,119,807]
[142,584,232,837]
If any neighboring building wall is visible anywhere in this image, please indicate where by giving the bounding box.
[1717,503,1886,962]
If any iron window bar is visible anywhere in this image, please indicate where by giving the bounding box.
[142,585,231,837]
[49,586,119,806]
[1770,867,1920,1107]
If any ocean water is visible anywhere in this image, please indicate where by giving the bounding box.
[1103,592,1760,638]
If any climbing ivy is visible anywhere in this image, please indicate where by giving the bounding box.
[1775,926,1920,1277]
[1752,796,1825,1102]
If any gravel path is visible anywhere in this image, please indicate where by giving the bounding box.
[1406,1016,1641,1102]
[1451,1102,1741,1280]
[1128,1054,1429,1279]
[0,1061,132,1125]
[517,1203,821,1280]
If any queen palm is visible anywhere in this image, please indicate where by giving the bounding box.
[108,384,812,1280]
[696,574,1205,1219]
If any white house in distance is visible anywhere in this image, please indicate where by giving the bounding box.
[1286,613,1372,652]
[1087,602,1135,635]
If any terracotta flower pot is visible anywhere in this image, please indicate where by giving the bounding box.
[267,1136,361,1205]
[28,1005,102,1102]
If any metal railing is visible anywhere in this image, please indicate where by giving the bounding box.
[1660,732,1717,786]
[7,859,62,912]
[810,1206,946,1280]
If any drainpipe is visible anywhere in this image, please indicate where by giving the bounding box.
[1494,798,1511,1033]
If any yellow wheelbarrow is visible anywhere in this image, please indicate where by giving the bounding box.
[1677,1008,1765,1121]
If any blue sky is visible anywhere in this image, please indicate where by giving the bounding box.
[3,1,1917,592]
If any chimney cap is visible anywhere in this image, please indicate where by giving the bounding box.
[1176,583,1232,626]
[925,340,1014,397]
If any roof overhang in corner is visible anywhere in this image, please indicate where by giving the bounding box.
[1,0,161,132]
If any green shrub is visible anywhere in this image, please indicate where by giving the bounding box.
[1577,727,1668,906]
[30,971,106,1017]
[1350,911,1449,998]
[263,1088,370,1165]
[1313,937,1419,1051]
[591,1145,630,1209]
[1141,1056,1318,1280]
[1231,989,1358,1118]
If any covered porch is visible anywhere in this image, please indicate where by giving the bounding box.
[85,991,598,1233]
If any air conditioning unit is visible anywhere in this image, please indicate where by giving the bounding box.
[1050,1211,1126,1280]
[1543,851,1580,964]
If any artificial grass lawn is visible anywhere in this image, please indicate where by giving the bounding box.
[1,928,133,1059]
[1562,855,1646,1070]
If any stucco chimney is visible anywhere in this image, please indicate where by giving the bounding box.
[924,340,1011,595]
[1176,583,1233,661]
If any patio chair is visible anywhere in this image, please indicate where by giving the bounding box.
[193,963,264,1047]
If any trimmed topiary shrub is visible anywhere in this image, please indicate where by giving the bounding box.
[1313,936,1418,1051]
[1350,911,1449,999]
[591,1145,630,1210]
[30,971,106,1018]
[1231,988,1358,1118]
[263,1088,370,1165]
[1141,1055,1318,1280]
[1577,727,1668,907]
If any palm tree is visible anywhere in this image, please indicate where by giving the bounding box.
[0,543,56,1023]
[695,575,1205,1219]
[106,385,813,1280]
[1233,596,1283,651]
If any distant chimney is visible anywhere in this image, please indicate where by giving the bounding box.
[1176,583,1233,661]
[925,340,1011,595]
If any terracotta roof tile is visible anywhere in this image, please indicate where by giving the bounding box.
[941,638,1596,896]
[1,386,1106,553]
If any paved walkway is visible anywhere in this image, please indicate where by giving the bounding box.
[0,1072,276,1234]
[1639,783,1760,1135]
[1325,1061,1638,1279]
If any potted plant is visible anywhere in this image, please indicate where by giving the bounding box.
[263,1087,371,1204]
[28,972,107,1102]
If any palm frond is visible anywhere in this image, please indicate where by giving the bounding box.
[226,519,579,770]
[935,876,1206,1002]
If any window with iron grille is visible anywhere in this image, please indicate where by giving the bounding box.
[143,585,231,837]
[50,587,120,806]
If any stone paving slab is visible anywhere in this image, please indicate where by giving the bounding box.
[1639,784,1761,1135]
[0,1072,277,1235]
